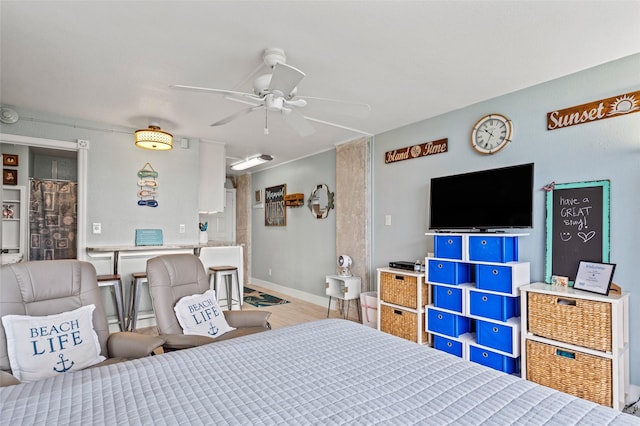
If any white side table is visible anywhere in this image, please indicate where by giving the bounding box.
[326,275,362,321]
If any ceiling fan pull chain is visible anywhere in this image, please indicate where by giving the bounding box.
[264,108,269,135]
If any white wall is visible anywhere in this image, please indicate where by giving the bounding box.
[372,53,640,386]
[1,108,203,250]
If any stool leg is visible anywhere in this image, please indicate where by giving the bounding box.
[130,280,144,331]
[213,274,220,301]
[327,296,332,318]
[233,270,242,310]
[111,280,125,332]
[225,274,232,310]
[127,279,137,331]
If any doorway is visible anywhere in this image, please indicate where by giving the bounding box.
[0,134,88,261]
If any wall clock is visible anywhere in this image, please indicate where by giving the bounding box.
[470,113,513,155]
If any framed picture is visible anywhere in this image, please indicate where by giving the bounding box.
[2,169,17,185]
[573,261,616,295]
[265,184,286,226]
[2,154,18,167]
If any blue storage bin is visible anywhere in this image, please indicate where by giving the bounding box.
[433,285,463,313]
[469,291,519,321]
[434,235,463,260]
[433,335,463,358]
[468,236,518,263]
[475,264,513,294]
[427,307,471,337]
[428,260,470,285]
[476,320,514,353]
[469,345,519,374]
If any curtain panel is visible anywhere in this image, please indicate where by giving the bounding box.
[29,179,77,261]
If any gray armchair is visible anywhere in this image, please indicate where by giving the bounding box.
[0,259,164,387]
[146,253,271,351]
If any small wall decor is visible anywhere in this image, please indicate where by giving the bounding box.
[137,163,158,207]
[3,154,19,167]
[284,193,304,207]
[547,89,640,130]
[253,189,264,209]
[3,169,17,185]
[384,138,447,164]
[265,184,286,226]
[308,184,334,219]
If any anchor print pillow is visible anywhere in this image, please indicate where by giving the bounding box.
[174,290,235,338]
[1,304,105,383]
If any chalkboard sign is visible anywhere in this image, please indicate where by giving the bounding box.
[545,180,610,283]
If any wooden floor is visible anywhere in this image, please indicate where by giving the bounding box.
[134,283,363,338]
[241,283,362,329]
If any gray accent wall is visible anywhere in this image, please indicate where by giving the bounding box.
[372,53,640,385]
[251,149,336,297]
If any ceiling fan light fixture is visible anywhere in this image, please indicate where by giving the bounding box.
[135,123,173,150]
[231,154,273,171]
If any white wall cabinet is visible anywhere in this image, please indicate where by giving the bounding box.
[520,283,630,410]
[2,185,26,264]
[198,141,225,214]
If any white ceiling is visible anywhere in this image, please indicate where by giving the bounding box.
[1,1,639,173]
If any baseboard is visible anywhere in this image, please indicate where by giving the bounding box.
[250,277,329,308]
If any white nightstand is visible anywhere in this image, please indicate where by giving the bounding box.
[326,275,362,321]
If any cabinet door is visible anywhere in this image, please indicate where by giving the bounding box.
[198,142,225,213]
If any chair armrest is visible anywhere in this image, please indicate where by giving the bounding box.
[107,331,164,359]
[0,370,20,387]
[161,334,217,351]
[224,310,272,328]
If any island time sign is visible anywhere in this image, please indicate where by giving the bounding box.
[385,138,448,164]
[547,90,640,130]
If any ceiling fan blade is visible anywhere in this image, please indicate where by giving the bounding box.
[296,95,371,118]
[303,116,373,136]
[171,84,261,102]
[268,63,305,98]
[211,105,264,127]
[282,108,315,137]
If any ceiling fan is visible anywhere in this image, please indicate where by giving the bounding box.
[171,48,371,136]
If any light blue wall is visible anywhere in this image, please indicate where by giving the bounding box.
[373,53,640,386]
[251,149,336,297]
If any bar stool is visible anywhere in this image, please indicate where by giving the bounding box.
[96,274,126,331]
[208,266,242,310]
[128,272,148,331]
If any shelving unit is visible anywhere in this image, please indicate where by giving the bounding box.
[425,233,529,374]
[520,283,629,410]
[2,185,26,263]
[377,267,430,344]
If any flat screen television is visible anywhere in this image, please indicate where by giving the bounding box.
[429,163,534,231]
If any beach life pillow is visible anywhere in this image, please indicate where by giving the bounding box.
[1,304,105,383]
[174,290,235,338]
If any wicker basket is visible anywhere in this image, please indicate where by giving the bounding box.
[526,340,612,407]
[380,272,429,309]
[527,292,611,352]
[380,304,427,343]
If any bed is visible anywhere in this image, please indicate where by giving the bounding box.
[0,319,637,425]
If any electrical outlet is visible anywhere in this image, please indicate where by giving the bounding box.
[179,224,186,233]
[92,223,101,234]
[268,268,272,276]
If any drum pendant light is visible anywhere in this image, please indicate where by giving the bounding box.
[135,123,173,150]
